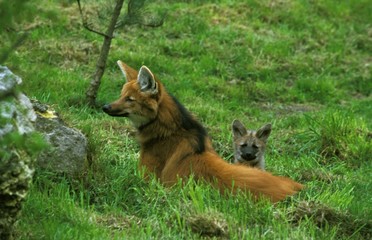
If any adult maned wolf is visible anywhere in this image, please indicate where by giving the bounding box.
[102,61,303,203]
[232,120,271,170]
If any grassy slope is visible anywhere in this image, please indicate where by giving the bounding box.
[3,0,371,239]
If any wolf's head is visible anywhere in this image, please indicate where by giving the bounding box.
[232,120,271,170]
[102,61,162,129]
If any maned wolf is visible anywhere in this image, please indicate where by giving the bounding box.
[102,61,303,202]
[232,120,271,170]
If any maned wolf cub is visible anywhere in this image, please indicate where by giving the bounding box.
[232,120,272,170]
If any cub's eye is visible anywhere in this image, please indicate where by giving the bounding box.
[125,96,135,102]
[252,144,258,149]
[241,143,247,147]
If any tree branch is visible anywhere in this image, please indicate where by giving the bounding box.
[85,0,125,107]
[76,0,113,39]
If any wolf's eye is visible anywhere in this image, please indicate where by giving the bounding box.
[241,143,247,147]
[252,144,258,149]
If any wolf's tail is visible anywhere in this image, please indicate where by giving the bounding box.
[203,153,303,202]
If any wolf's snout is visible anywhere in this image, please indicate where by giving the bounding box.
[102,104,111,113]
[241,147,258,161]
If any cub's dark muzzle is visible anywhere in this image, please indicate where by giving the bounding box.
[241,146,258,161]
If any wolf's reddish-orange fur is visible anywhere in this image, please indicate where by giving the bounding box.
[103,61,303,203]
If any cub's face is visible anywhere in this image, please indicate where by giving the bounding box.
[232,120,271,167]
[102,61,160,128]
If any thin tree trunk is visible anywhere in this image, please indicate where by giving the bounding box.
[86,0,125,107]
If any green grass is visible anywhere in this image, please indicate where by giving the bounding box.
[2,0,371,239]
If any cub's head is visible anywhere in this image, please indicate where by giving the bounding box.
[232,119,271,168]
[102,61,161,128]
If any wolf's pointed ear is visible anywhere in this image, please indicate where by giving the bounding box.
[117,60,138,82]
[138,66,158,94]
[256,123,272,143]
[232,119,247,139]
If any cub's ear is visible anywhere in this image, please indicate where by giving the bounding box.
[256,123,272,143]
[232,119,247,139]
[117,60,138,82]
[138,66,158,94]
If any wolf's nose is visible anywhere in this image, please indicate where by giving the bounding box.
[242,153,256,161]
[102,104,111,113]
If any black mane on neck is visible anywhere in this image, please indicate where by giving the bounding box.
[170,95,208,154]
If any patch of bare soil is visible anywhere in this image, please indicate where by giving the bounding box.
[257,102,321,116]
[185,211,229,239]
[299,169,343,183]
[94,213,141,231]
[288,201,372,239]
